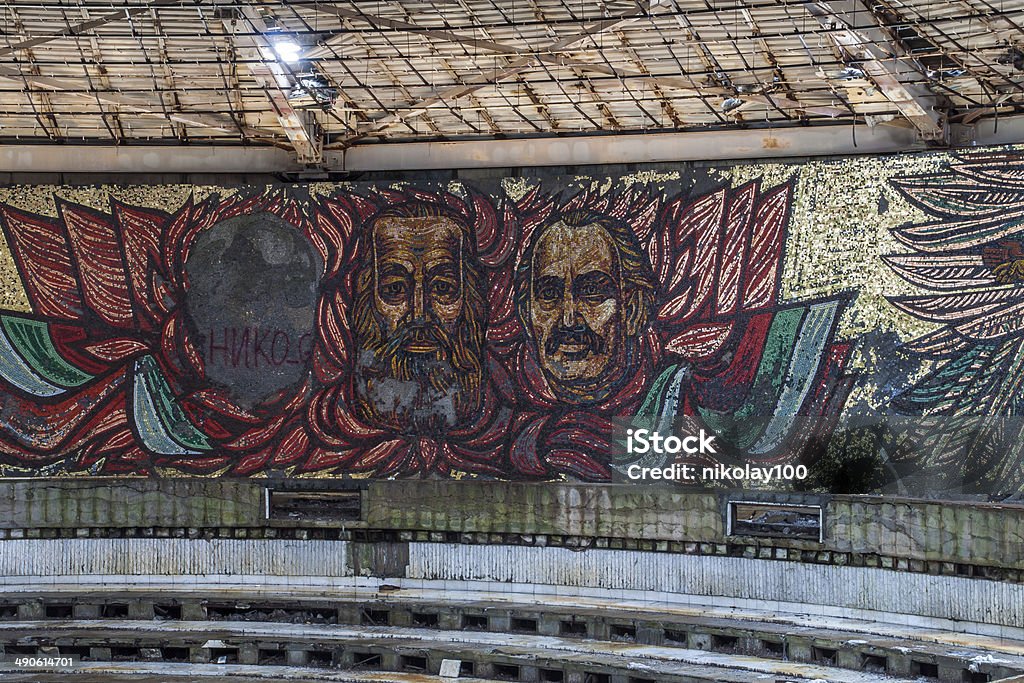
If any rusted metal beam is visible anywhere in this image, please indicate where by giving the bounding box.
[8,114,1024,173]
[806,1,946,141]
[0,0,276,139]
[0,63,275,137]
[305,4,521,60]
[0,0,183,59]
[341,14,641,143]
[312,1,850,127]
[224,6,323,164]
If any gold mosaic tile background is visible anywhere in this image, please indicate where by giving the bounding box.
[1,145,1010,349]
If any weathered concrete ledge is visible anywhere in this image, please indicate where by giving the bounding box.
[0,479,263,528]
[0,479,1021,574]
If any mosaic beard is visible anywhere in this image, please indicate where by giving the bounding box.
[352,275,486,433]
[355,320,483,433]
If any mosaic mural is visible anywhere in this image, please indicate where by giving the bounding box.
[0,148,1021,495]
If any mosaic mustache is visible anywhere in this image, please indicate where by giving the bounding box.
[544,323,606,358]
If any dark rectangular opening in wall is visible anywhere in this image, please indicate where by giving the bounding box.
[762,640,784,658]
[560,620,587,636]
[630,678,657,683]
[162,647,189,662]
[610,624,636,641]
[964,672,990,683]
[210,648,239,664]
[712,634,739,651]
[412,612,439,627]
[0,605,17,619]
[308,650,332,668]
[862,653,887,672]
[57,645,90,659]
[44,604,73,618]
[511,617,537,633]
[5,646,36,656]
[584,673,611,683]
[812,646,837,665]
[352,652,381,668]
[401,655,427,672]
[154,604,182,620]
[460,661,475,676]
[462,614,488,630]
[494,663,520,680]
[360,608,389,626]
[111,646,141,660]
[728,501,822,541]
[912,661,939,678]
[540,668,564,682]
[258,649,285,665]
[308,608,339,623]
[209,604,335,624]
[100,603,129,618]
[268,490,361,521]
[664,629,687,645]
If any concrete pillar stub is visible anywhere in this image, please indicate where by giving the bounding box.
[389,608,413,627]
[537,615,561,636]
[18,602,44,619]
[438,612,461,630]
[786,636,814,662]
[181,601,207,620]
[887,653,913,676]
[238,643,259,665]
[838,649,862,670]
[518,664,540,682]
[938,664,965,683]
[128,601,154,620]
[489,614,511,631]
[689,632,713,650]
[73,604,100,619]
[380,650,401,670]
[89,647,112,661]
[637,624,661,645]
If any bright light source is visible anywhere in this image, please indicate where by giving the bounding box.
[272,40,302,64]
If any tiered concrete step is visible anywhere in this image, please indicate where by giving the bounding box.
[6,582,1024,682]
[0,619,965,683]
[0,663,499,682]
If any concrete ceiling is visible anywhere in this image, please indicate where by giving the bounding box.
[1,0,1023,168]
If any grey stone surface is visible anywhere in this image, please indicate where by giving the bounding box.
[185,212,322,407]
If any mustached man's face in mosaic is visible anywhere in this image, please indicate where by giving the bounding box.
[529,221,624,400]
[353,214,485,433]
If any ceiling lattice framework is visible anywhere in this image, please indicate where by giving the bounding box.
[1,0,1023,159]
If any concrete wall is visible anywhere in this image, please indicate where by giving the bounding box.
[0,479,1020,574]
[0,479,262,529]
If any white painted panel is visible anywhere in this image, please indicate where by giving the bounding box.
[2,537,1020,638]
[406,543,1024,631]
[0,539,349,578]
